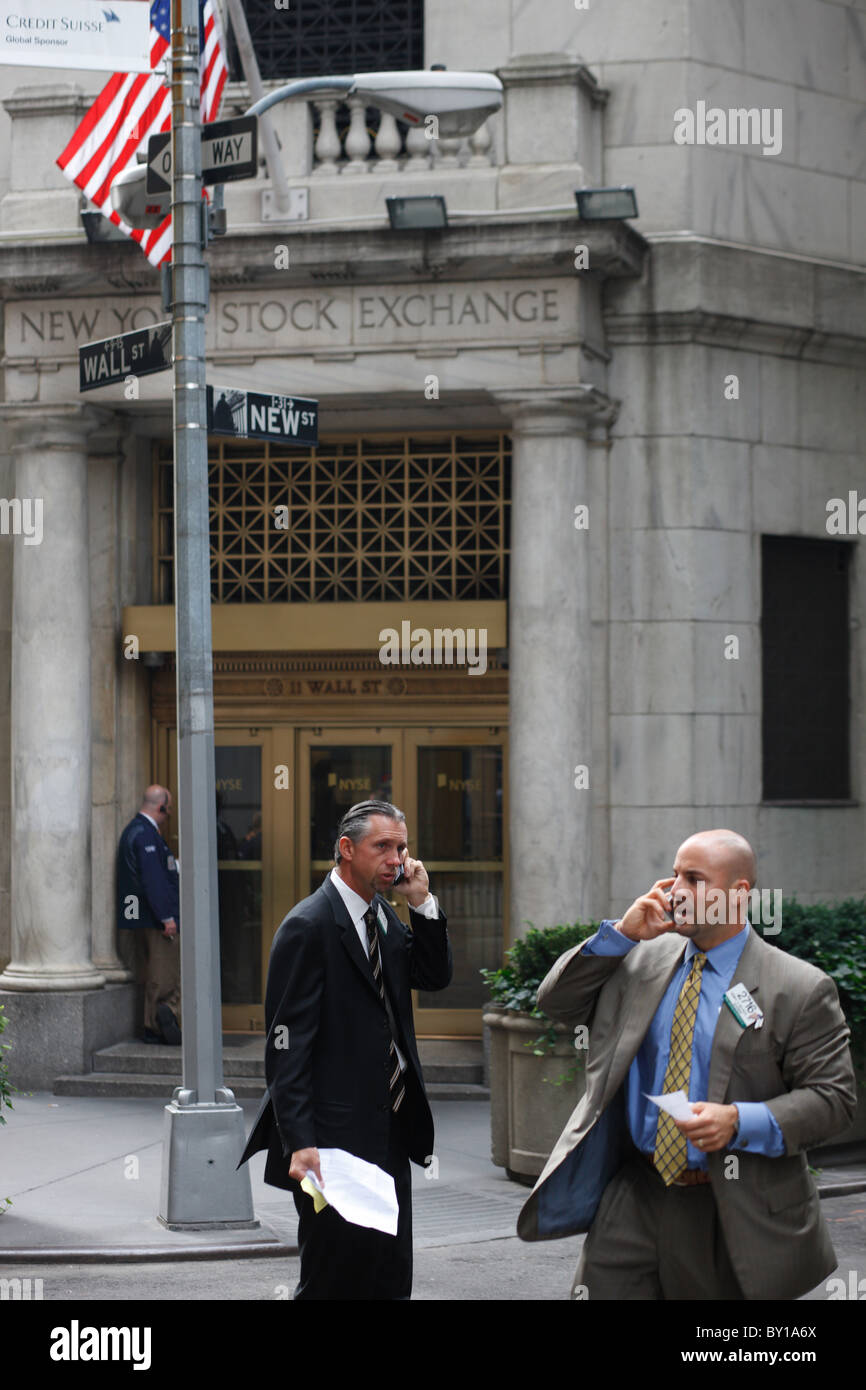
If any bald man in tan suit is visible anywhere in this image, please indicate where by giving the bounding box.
[518,830,856,1300]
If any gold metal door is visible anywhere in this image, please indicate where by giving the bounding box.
[297,727,404,900]
[297,725,506,1038]
[158,726,292,1032]
[405,730,506,1037]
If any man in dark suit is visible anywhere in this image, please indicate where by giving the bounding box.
[517,829,857,1300]
[238,798,452,1299]
[116,785,181,1045]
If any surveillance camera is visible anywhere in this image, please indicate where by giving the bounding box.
[110,165,170,229]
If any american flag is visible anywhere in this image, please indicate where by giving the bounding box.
[57,0,227,266]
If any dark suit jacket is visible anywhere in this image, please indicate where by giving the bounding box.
[517,926,857,1301]
[238,875,452,1189]
[116,812,179,931]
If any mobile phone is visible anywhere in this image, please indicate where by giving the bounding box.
[393,861,405,885]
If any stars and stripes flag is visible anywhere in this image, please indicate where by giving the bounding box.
[56,0,227,266]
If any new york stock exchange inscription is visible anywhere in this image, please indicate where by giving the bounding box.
[7,278,578,360]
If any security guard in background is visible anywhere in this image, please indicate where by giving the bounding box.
[117,785,181,1045]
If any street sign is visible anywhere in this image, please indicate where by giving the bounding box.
[207,386,318,446]
[147,116,259,194]
[79,321,172,392]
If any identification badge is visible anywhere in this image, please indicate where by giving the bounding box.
[377,905,388,934]
[724,982,764,1030]
[167,855,177,872]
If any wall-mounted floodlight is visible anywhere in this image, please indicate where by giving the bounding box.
[81,207,128,244]
[575,186,639,220]
[386,195,448,230]
[247,70,503,140]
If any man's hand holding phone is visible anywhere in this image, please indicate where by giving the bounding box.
[615,877,677,941]
[391,852,431,909]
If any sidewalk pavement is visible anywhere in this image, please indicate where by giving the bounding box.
[1,1092,864,1300]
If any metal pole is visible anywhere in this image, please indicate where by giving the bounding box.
[223,0,292,214]
[159,0,255,1229]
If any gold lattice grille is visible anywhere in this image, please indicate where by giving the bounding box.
[154,434,511,604]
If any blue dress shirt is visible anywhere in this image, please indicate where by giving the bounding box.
[583,920,785,1167]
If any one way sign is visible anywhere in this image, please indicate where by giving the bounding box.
[147,115,258,193]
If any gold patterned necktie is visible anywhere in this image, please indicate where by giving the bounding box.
[653,951,708,1185]
[364,907,406,1113]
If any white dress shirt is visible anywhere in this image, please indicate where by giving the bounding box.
[329,869,440,1073]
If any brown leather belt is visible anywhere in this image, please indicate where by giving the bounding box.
[638,1152,712,1187]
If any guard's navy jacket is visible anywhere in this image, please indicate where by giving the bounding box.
[117,813,179,931]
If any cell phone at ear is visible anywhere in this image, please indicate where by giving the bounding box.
[393,862,404,885]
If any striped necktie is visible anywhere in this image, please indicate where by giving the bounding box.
[653,951,708,1185]
[364,906,406,1114]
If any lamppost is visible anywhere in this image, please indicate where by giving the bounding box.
[159,0,502,1228]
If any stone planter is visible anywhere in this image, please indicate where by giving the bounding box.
[485,1007,586,1185]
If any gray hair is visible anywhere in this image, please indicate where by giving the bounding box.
[333,799,406,863]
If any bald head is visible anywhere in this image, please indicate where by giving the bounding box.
[140,785,171,821]
[677,829,757,890]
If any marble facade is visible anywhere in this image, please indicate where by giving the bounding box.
[0,1,862,1085]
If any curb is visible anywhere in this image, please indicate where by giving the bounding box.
[0,1240,298,1264]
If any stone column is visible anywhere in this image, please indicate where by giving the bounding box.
[499,389,616,941]
[89,433,132,982]
[0,407,105,992]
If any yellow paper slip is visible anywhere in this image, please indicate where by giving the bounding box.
[300,1174,329,1213]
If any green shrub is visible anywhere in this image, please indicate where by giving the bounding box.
[481,921,598,1057]
[481,899,866,1059]
[775,898,866,1034]
[0,1004,15,1125]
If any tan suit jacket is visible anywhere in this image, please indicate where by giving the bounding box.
[517,926,857,1300]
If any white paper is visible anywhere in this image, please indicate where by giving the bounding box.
[645,1088,695,1124]
[303,1148,399,1236]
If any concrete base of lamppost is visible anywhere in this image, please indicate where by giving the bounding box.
[159,1092,258,1230]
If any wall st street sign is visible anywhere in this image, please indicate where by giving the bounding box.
[207,386,319,446]
[79,321,172,392]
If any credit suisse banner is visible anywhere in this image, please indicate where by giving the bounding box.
[0,0,151,72]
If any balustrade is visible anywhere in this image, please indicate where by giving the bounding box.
[309,97,495,175]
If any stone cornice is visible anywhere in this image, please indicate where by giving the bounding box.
[497,52,608,107]
[604,309,866,366]
[2,84,94,119]
[0,216,648,295]
[605,235,865,347]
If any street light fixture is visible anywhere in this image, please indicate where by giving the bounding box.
[246,70,503,138]
[160,36,506,1229]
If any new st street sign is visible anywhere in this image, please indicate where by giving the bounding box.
[79,322,172,392]
[207,386,318,446]
[147,115,258,194]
